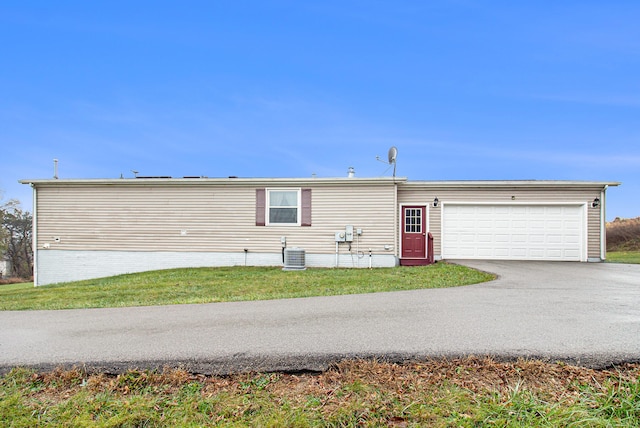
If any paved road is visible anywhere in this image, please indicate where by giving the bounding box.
[1,261,639,374]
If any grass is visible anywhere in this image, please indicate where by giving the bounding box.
[0,263,494,311]
[1,358,639,426]
[606,251,640,264]
[0,281,33,290]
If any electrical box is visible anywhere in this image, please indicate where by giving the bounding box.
[356,228,363,236]
[335,231,346,242]
[345,225,354,242]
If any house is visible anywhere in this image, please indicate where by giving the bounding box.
[20,176,618,286]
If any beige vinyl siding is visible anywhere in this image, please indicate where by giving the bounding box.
[35,182,396,255]
[310,184,395,252]
[398,186,603,259]
[587,206,601,258]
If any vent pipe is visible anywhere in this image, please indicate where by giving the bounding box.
[347,166,355,178]
[53,159,59,179]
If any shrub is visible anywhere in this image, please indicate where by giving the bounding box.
[607,217,640,251]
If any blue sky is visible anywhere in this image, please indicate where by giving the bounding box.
[1,1,638,219]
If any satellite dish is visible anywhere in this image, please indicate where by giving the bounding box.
[388,146,398,177]
[375,146,399,177]
[388,146,398,164]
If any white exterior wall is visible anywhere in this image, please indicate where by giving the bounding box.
[36,249,397,285]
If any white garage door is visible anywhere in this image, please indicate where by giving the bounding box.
[442,204,585,261]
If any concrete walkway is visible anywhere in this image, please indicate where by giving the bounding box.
[1,261,639,374]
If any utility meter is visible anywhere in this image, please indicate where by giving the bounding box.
[345,225,354,242]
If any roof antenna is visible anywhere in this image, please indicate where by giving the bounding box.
[375,146,398,177]
[131,170,139,178]
[53,158,59,179]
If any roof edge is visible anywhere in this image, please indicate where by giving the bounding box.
[19,176,408,186]
[400,180,620,188]
[19,178,620,188]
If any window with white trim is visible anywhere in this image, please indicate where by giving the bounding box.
[256,188,311,227]
[267,189,300,225]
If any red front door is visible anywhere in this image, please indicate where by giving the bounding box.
[402,206,426,259]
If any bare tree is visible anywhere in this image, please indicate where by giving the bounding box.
[1,200,33,279]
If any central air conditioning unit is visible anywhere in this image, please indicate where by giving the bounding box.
[283,248,306,271]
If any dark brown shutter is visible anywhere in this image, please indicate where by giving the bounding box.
[256,188,266,226]
[301,188,312,227]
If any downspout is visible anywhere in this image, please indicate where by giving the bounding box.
[600,185,608,261]
[393,181,398,265]
[31,184,38,287]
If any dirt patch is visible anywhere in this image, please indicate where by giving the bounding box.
[25,357,640,405]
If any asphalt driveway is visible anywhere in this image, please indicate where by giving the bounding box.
[1,261,639,374]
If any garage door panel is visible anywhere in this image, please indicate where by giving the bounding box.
[530,234,545,243]
[512,234,527,243]
[564,221,580,230]
[443,204,584,261]
[547,234,563,244]
[477,234,493,243]
[530,249,545,258]
[458,248,477,257]
[564,250,580,258]
[512,248,527,257]
[512,220,527,229]
[565,235,581,244]
[460,233,475,243]
[512,207,527,215]
[546,249,563,258]
[478,248,495,257]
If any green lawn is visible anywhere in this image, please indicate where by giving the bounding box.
[0,281,33,290]
[606,251,640,264]
[0,263,494,311]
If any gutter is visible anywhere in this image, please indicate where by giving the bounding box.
[401,180,621,189]
[19,177,408,187]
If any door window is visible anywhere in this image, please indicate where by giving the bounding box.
[405,208,422,233]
